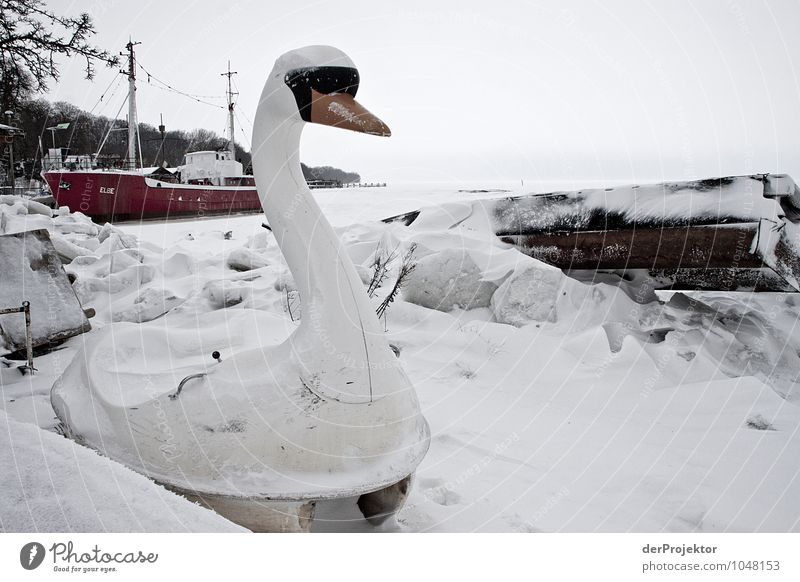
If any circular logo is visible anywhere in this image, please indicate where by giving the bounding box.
[20,542,46,570]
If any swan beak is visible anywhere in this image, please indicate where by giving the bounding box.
[310,89,391,137]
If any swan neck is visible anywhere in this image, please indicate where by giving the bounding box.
[256,121,307,223]
[252,108,399,402]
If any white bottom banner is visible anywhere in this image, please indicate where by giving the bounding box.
[1,533,798,581]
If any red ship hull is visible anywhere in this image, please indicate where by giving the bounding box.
[43,170,263,222]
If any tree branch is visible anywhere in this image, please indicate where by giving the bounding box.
[0,0,118,109]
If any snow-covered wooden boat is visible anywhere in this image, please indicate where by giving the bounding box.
[386,174,800,292]
[0,228,90,356]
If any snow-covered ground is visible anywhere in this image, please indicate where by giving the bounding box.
[2,182,799,532]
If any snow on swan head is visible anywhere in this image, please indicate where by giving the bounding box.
[254,45,390,136]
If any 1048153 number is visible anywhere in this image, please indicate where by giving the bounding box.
[734,560,780,571]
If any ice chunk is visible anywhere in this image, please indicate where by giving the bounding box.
[52,212,99,236]
[204,280,250,309]
[226,247,269,272]
[490,261,564,325]
[112,288,185,323]
[49,232,92,263]
[403,248,498,312]
[0,202,52,235]
[0,195,52,217]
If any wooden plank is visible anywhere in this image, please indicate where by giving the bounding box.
[500,224,764,270]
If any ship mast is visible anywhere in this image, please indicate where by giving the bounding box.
[221,61,238,159]
[123,39,141,169]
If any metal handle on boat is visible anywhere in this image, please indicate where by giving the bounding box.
[169,373,207,400]
[168,352,223,400]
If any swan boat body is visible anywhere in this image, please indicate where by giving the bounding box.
[51,46,430,531]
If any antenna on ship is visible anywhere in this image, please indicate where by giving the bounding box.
[158,113,166,166]
[221,61,238,159]
[122,39,141,170]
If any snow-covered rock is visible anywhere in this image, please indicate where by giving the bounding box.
[162,250,196,277]
[226,247,269,271]
[490,260,566,325]
[204,280,250,308]
[404,248,498,312]
[112,288,185,323]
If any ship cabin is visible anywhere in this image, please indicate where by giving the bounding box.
[178,150,254,187]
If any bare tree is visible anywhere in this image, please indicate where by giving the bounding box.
[0,0,118,110]
[185,128,226,152]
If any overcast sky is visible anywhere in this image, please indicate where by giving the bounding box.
[47,0,800,184]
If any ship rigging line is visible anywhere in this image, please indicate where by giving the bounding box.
[231,77,253,148]
[136,61,225,109]
[233,110,252,150]
[232,77,252,126]
[52,72,125,162]
[87,72,126,117]
[94,94,129,158]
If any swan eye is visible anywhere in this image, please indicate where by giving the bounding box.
[285,66,359,121]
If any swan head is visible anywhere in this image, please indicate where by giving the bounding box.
[257,45,390,137]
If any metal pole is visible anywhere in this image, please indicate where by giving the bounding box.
[37,135,44,175]
[5,112,14,192]
[8,140,13,193]
[22,301,33,371]
[221,62,238,158]
[159,113,166,166]
[0,302,35,372]
[124,40,141,170]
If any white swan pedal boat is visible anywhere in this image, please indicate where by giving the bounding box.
[52,46,430,532]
